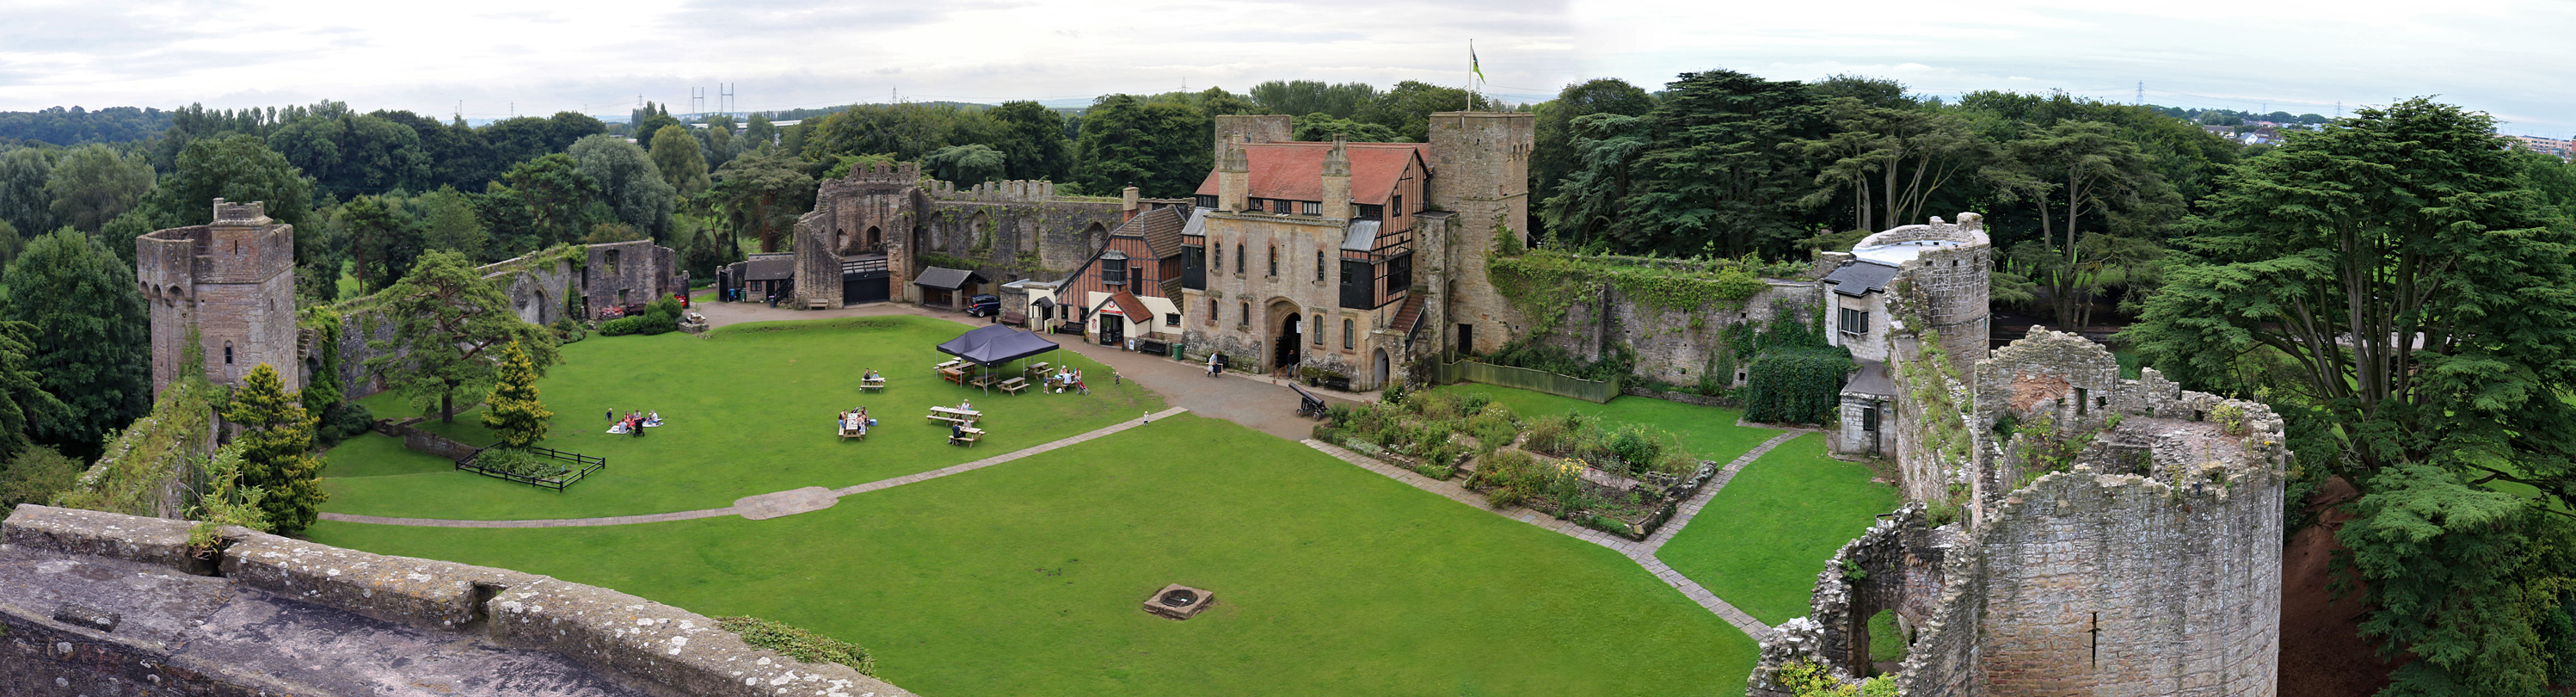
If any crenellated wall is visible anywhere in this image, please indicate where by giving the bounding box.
[137,199,300,397]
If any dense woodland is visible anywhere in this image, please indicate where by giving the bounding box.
[2,72,2574,695]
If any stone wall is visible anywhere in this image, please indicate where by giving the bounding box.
[1428,112,1534,356]
[1527,280,1822,386]
[138,199,300,397]
[1,504,919,697]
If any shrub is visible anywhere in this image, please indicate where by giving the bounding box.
[716,615,877,676]
[1607,425,1661,472]
[1465,408,1518,450]
[1742,346,1854,425]
[1522,413,1581,454]
[1407,391,1460,421]
[314,402,376,447]
[474,447,569,479]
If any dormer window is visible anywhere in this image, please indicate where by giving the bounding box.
[1300,201,1320,216]
[1196,194,1217,208]
[1272,199,1292,214]
[1103,264,1126,286]
[1357,204,1383,219]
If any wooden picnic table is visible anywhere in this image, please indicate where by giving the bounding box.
[999,377,1028,395]
[838,411,869,440]
[934,359,963,373]
[1023,361,1050,375]
[969,373,998,389]
[938,366,968,385]
[859,377,887,392]
[927,406,982,424]
[949,425,985,447]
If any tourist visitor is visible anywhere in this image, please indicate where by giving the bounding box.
[1208,352,1221,377]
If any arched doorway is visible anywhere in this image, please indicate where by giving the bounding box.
[1374,348,1391,387]
[864,225,881,250]
[1268,299,1304,373]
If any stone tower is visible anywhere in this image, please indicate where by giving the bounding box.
[137,199,300,396]
[1427,111,1534,355]
[1216,140,1250,213]
[1210,114,1292,163]
[1319,137,1353,221]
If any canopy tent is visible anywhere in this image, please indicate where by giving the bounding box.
[936,324,1065,393]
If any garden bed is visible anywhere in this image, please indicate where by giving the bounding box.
[1312,391,1714,540]
[456,446,606,490]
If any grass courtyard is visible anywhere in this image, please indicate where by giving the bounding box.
[312,414,1760,697]
[1429,383,1781,462]
[328,315,1160,520]
[1655,433,1900,625]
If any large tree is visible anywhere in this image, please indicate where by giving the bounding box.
[1249,80,1381,120]
[0,231,150,456]
[1532,78,1656,242]
[1073,95,1209,198]
[1796,97,1988,234]
[569,134,676,239]
[499,152,601,249]
[1356,81,1489,142]
[336,194,417,293]
[266,112,431,198]
[482,339,550,448]
[2124,98,2576,693]
[649,125,711,198]
[1550,70,1828,256]
[43,144,154,234]
[161,133,315,231]
[0,148,60,236]
[366,250,558,423]
[1984,120,2175,329]
[987,101,1073,182]
[224,362,324,535]
[710,151,816,252]
[0,320,68,463]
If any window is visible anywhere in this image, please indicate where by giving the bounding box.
[223,342,233,365]
[1208,299,1219,325]
[1239,302,1250,327]
[1313,315,1324,345]
[1212,243,1222,273]
[1315,250,1326,281]
[2076,388,2089,416]
[1861,405,1880,432]
[1104,264,1126,286]
[1267,245,1277,276]
[1343,319,1355,348]
[1392,194,1402,213]
[1234,244,1245,273]
[1165,312,1181,327]
[1272,199,1292,214]
[1196,194,1217,208]
[606,250,620,274]
[1356,203,1382,219]
[1300,200,1320,215]
[1840,307,1869,336]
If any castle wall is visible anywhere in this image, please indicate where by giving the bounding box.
[1528,281,1820,386]
[790,163,1131,309]
[1428,112,1534,355]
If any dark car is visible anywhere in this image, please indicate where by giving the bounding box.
[963,293,1001,317]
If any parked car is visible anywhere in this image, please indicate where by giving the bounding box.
[963,294,1001,317]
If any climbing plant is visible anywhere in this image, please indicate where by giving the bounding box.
[1485,248,1803,336]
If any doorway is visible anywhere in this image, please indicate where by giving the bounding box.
[1100,314,1124,346]
[1374,348,1391,387]
[1274,311,1303,371]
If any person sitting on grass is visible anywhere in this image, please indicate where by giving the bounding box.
[644,410,662,427]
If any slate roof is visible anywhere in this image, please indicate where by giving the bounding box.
[742,256,796,281]
[913,266,987,290]
[1341,219,1380,252]
[1842,360,1896,397]
[1112,206,1187,258]
[1821,261,1901,296]
[1193,142,1429,205]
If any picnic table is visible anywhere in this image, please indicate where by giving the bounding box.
[969,373,999,389]
[838,411,869,441]
[1023,361,1050,376]
[859,376,887,392]
[927,406,981,425]
[934,359,963,373]
[939,366,968,385]
[999,377,1028,395]
[950,425,985,447]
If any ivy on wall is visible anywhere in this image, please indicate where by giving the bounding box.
[1485,248,1800,336]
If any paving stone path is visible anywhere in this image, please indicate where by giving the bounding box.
[1302,429,1806,639]
[318,407,1191,528]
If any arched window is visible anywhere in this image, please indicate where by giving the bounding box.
[224,342,234,365]
[1343,319,1355,348]
[1208,298,1220,325]
[1239,302,1250,328]
[1234,244,1244,274]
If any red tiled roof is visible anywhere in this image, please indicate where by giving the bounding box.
[1097,290,1150,321]
[1194,142,1428,206]
[1111,206,1186,258]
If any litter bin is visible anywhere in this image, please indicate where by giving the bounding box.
[1170,343,1185,361]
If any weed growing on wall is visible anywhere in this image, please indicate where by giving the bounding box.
[1485,248,1803,336]
[716,615,877,676]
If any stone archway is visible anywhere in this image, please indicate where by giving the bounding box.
[865,225,882,250]
[1266,299,1304,373]
[1374,348,1391,388]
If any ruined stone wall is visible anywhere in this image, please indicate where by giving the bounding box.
[1528,281,1821,386]
[1,505,919,697]
[916,197,1123,282]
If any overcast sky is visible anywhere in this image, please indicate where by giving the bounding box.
[3,0,2568,133]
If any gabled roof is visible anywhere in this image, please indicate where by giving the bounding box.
[913,266,988,290]
[1111,206,1187,258]
[1193,142,1429,206]
[742,256,796,281]
[1821,261,1900,296]
[1094,290,1150,321]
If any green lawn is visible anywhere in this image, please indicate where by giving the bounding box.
[327,315,1160,520]
[1654,433,1898,625]
[310,415,1758,697]
[1430,383,1780,462]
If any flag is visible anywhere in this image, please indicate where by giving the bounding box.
[1470,41,1486,84]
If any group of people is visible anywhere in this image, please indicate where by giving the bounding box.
[606,410,662,435]
[1048,367,1088,395]
[840,407,876,435]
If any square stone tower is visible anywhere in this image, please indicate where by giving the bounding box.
[137,199,300,396]
[1427,111,1534,355]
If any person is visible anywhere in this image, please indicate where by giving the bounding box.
[1208,352,1221,377]
[864,368,879,381]
[606,408,613,421]
[1072,369,1089,396]
[645,410,662,427]
[956,398,973,412]
[950,420,965,443]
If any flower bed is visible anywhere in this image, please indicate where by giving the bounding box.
[456,446,606,490]
[1312,391,1715,540]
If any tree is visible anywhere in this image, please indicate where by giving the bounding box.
[1984,120,2173,328]
[266,112,431,197]
[2123,98,2576,692]
[1073,95,1209,198]
[161,133,315,232]
[366,250,558,423]
[1250,80,1381,120]
[743,114,779,150]
[500,152,601,248]
[410,186,489,262]
[336,195,417,293]
[1533,79,1655,239]
[710,151,816,252]
[223,363,324,535]
[43,144,153,233]
[483,339,550,447]
[1550,70,1828,256]
[987,101,1072,182]
[1542,113,1652,247]
[1356,81,1489,142]
[0,320,69,462]
[650,125,710,197]
[0,231,150,456]
[1797,98,1987,234]
[1291,114,1399,144]
[0,445,81,510]
[924,144,1007,187]
[0,147,59,236]
[569,134,676,239]
[630,102,680,151]
[0,220,19,268]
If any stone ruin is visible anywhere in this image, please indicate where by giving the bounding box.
[1751,329,2287,697]
[0,504,917,697]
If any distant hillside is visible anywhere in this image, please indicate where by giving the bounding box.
[0,106,173,145]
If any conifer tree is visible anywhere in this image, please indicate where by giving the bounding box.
[483,338,550,448]
[224,363,324,535]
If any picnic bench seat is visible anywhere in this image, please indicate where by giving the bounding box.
[806,298,829,310]
[927,413,972,425]
[949,426,984,447]
[859,378,886,392]
[999,377,1028,395]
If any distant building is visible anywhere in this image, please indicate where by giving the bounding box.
[2508,134,2574,160]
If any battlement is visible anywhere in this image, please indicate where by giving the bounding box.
[211,197,271,225]
[1855,212,1987,249]
[925,178,1097,202]
[839,160,922,184]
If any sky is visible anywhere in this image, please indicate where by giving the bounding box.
[2,0,2569,133]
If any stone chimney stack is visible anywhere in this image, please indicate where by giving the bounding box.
[1122,186,1140,222]
[1217,138,1250,213]
[1319,138,1352,221]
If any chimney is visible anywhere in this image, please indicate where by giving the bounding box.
[1218,138,1250,213]
[1122,186,1140,222]
[1319,137,1351,222]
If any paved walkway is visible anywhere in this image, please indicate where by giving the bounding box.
[318,407,1190,527]
[1302,429,1806,639]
